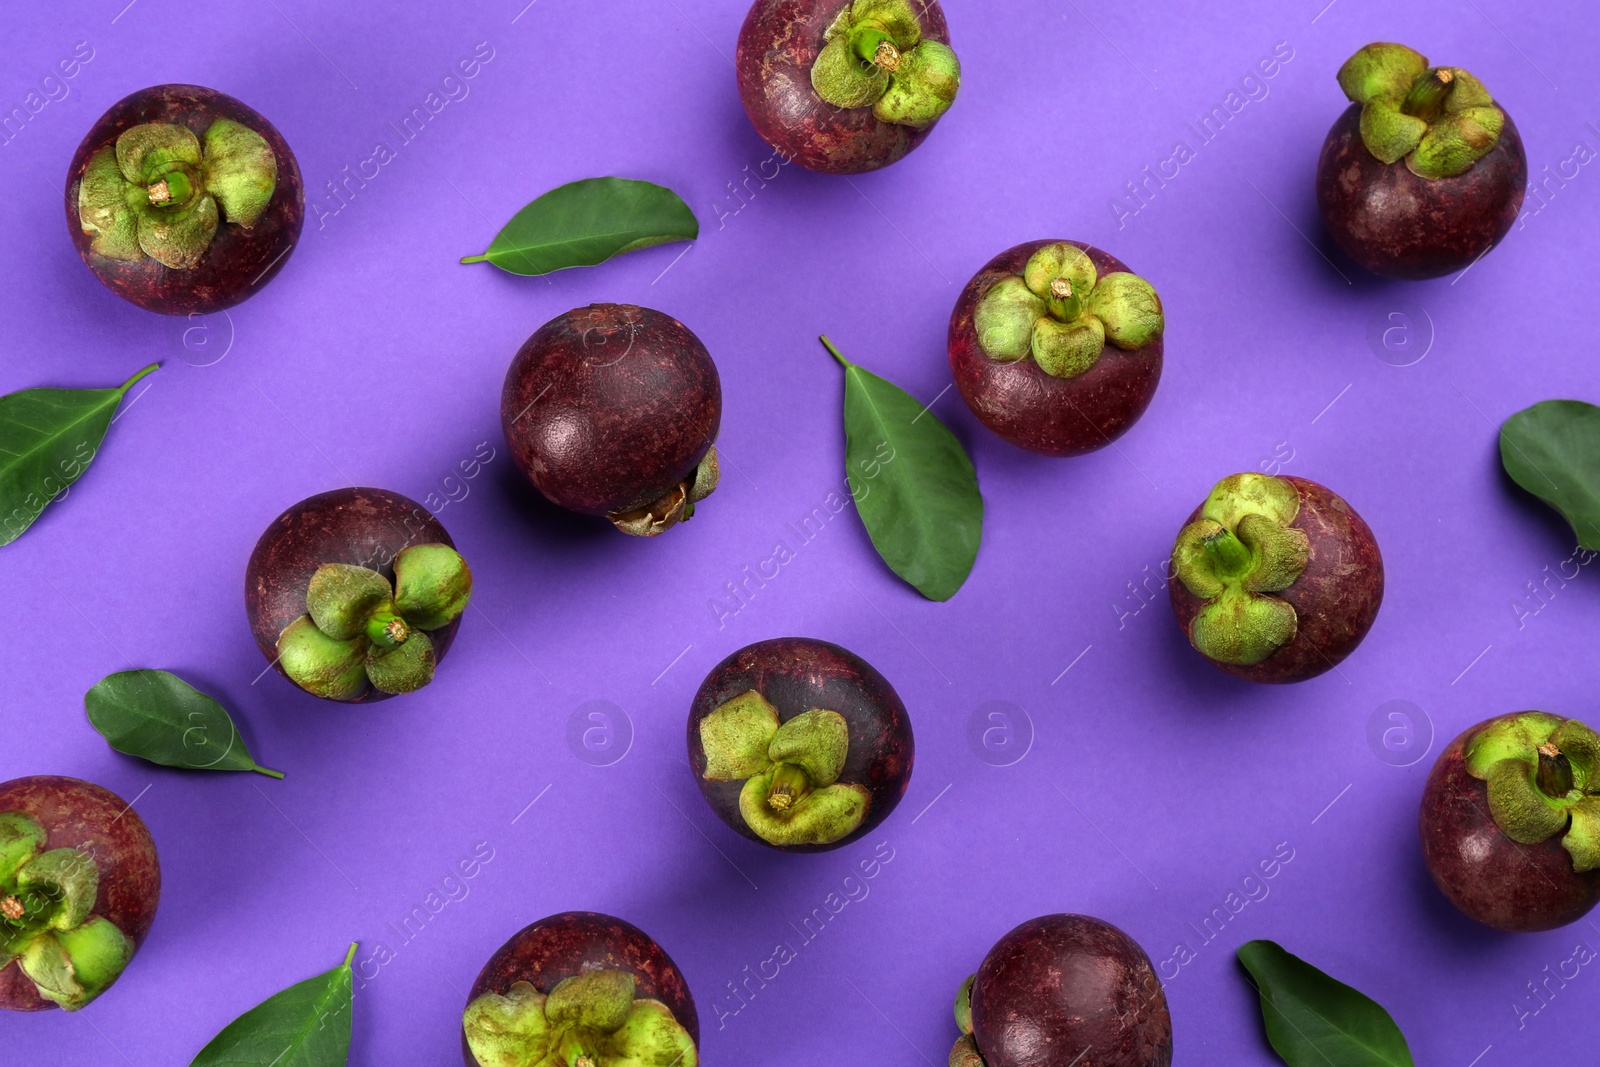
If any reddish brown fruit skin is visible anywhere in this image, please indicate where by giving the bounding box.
[461,912,698,1065]
[735,0,951,174]
[0,777,160,1012]
[1316,104,1526,280]
[502,304,721,518]
[687,637,913,853]
[971,914,1172,1067]
[949,240,1163,456]
[1169,476,1383,684]
[65,84,304,315]
[1420,716,1600,932]
[244,487,460,703]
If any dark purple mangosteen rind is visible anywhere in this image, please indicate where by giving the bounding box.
[949,240,1164,457]
[1421,717,1600,932]
[0,776,161,1013]
[244,487,460,704]
[1169,476,1383,684]
[687,636,914,853]
[735,0,952,175]
[971,913,1172,1067]
[461,911,699,1066]
[1316,103,1526,280]
[65,83,304,315]
[501,304,721,517]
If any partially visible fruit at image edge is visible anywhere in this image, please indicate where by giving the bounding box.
[245,487,472,703]
[0,776,160,1013]
[66,83,303,314]
[461,911,698,1067]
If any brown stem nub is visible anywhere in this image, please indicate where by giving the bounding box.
[1401,68,1455,121]
[875,40,902,72]
[1538,742,1576,798]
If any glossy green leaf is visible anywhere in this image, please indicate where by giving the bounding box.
[85,670,283,779]
[190,945,356,1067]
[460,177,698,276]
[0,364,158,547]
[822,336,982,601]
[1238,940,1414,1067]
[1500,400,1600,549]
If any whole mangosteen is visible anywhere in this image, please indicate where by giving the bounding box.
[949,240,1163,456]
[1316,43,1526,279]
[461,911,698,1067]
[66,84,303,314]
[0,776,160,1012]
[245,487,472,702]
[1168,473,1382,684]
[1421,712,1600,932]
[736,0,960,174]
[950,913,1172,1067]
[501,304,722,537]
[687,637,912,852]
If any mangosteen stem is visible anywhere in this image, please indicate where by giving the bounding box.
[1401,68,1454,121]
[1201,526,1253,578]
[365,611,410,650]
[1047,276,1082,321]
[850,25,901,70]
[767,763,811,811]
[1538,743,1576,797]
[1,896,24,921]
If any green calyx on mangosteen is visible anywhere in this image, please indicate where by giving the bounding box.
[1337,43,1504,180]
[276,543,472,700]
[463,968,697,1067]
[699,691,869,847]
[1171,473,1309,666]
[0,812,131,1012]
[1467,713,1600,870]
[78,118,277,270]
[810,0,960,129]
[609,447,722,538]
[973,243,1163,380]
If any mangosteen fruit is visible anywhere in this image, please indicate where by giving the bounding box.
[1168,473,1382,684]
[736,0,960,174]
[245,487,472,702]
[1316,43,1526,280]
[0,776,160,1012]
[67,84,303,314]
[951,913,1172,1067]
[688,637,912,852]
[1421,712,1600,932]
[949,240,1163,456]
[461,911,698,1067]
[501,304,722,537]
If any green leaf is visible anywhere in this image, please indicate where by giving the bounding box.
[0,364,158,547]
[190,944,357,1067]
[85,669,283,779]
[460,177,698,277]
[1238,940,1414,1067]
[1500,400,1600,550]
[822,336,982,601]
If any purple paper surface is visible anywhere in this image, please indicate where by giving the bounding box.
[3,0,1597,1062]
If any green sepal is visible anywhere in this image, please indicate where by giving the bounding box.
[954,973,975,1035]
[16,848,98,932]
[974,277,1046,362]
[18,917,132,1011]
[115,122,201,184]
[1563,798,1600,873]
[1085,272,1163,350]
[77,147,143,262]
[366,630,435,695]
[811,35,891,109]
[739,772,869,846]
[851,0,922,48]
[545,970,636,1033]
[1551,720,1600,790]
[393,544,474,631]
[137,194,218,270]
[1200,472,1300,530]
[699,690,781,781]
[599,998,699,1067]
[1464,713,1563,779]
[687,447,721,505]
[277,615,370,701]
[872,40,960,129]
[1358,104,1427,165]
[0,811,46,882]
[1024,243,1097,300]
[1408,105,1504,179]
[767,708,851,788]
[1172,520,1227,599]
[1337,42,1429,105]
[202,117,277,227]
[949,1035,985,1067]
[306,564,395,641]
[1486,757,1570,845]
[463,982,550,1067]
[1236,512,1311,593]
[1031,317,1104,379]
[1190,590,1298,666]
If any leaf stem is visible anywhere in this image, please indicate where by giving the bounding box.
[253,764,286,780]
[342,942,359,968]
[459,253,490,265]
[118,363,160,395]
[819,335,853,369]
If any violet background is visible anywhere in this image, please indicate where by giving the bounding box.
[2,0,1596,1061]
